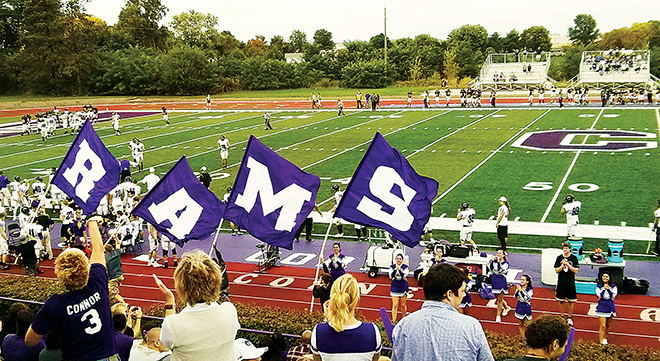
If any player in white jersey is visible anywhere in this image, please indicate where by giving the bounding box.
[108,184,125,213]
[139,167,160,193]
[0,209,9,269]
[112,112,121,135]
[217,135,230,169]
[32,176,46,197]
[160,233,177,268]
[330,184,344,237]
[59,200,75,246]
[129,138,145,171]
[457,202,476,246]
[560,194,582,238]
[162,106,170,125]
[9,176,24,219]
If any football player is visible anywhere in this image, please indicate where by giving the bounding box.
[457,202,476,247]
[560,195,581,238]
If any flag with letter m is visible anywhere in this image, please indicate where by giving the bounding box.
[224,135,320,250]
[131,156,225,246]
[52,120,120,214]
[334,132,438,247]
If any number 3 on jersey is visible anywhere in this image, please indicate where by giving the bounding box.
[81,309,102,334]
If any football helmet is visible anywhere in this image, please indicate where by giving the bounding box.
[460,202,469,210]
[564,195,574,203]
[332,184,339,191]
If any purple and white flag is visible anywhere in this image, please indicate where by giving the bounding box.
[224,135,320,250]
[334,132,438,247]
[51,120,120,214]
[131,156,225,246]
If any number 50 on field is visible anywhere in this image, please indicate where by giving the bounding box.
[523,182,600,192]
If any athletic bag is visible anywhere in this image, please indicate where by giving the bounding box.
[447,244,470,258]
[479,283,495,300]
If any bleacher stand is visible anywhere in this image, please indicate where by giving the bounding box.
[470,52,557,91]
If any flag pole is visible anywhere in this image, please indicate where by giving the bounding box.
[208,218,225,257]
[309,219,333,313]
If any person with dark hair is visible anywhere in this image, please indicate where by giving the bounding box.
[596,272,617,345]
[514,274,534,336]
[39,328,62,361]
[554,242,579,326]
[1,308,44,361]
[0,303,31,341]
[507,315,570,361]
[489,248,512,323]
[392,263,494,361]
[258,332,288,361]
[389,251,409,323]
[323,243,346,282]
[313,273,332,311]
[113,313,134,361]
[458,268,474,316]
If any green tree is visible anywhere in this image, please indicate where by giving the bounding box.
[92,47,163,94]
[568,14,600,46]
[599,21,660,49]
[487,32,504,53]
[520,26,552,52]
[369,33,392,50]
[503,29,521,52]
[212,30,243,57]
[448,24,488,52]
[341,59,391,88]
[115,0,169,49]
[443,47,459,82]
[288,29,307,53]
[267,35,286,60]
[313,28,334,51]
[161,45,211,94]
[0,0,26,53]
[169,10,219,49]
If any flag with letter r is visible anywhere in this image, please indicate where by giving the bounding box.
[334,132,438,247]
[131,155,225,246]
[52,120,120,214]
[224,135,320,250]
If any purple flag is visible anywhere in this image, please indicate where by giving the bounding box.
[224,135,320,250]
[131,156,225,246]
[51,120,120,214]
[334,132,438,247]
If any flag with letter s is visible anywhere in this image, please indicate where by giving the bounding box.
[224,135,320,250]
[131,155,225,246]
[334,132,438,247]
[51,120,120,214]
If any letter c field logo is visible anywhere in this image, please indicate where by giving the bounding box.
[512,130,657,152]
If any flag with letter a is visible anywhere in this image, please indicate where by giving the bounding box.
[224,135,320,250]
[51,120,120,214]
[334,132,438,247]
[131,155,225,246]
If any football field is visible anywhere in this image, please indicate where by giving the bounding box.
[2,106,659,254]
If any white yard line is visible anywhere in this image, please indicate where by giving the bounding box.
[433,109,551,205]
[540,108,604,222]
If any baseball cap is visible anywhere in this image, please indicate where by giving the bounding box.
[499,196,507,202]
[149,167,155,173]
[201,166,207,171]
[234,338,267,361]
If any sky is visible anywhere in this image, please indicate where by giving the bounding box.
[85,0,660,43]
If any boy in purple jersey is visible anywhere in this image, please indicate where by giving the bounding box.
[26,216,119,361]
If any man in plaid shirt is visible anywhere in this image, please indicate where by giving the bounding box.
[286,330,312,361]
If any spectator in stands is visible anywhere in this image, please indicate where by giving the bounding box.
[113,313,135,361]
[258,332,288,361]
[508,315,570,361]
[234,338,267,361]
[311,274,382,360]
[26,216,117,360]
[39,329,62,361]
[392,263,494,361]
[554,242,579,326]
[153,249,239,361]
[313,273,332,311]
[128,322,172,361]
[0,303,31,341]
[15,232,41,276]
[1,308,44,361]
[286,330,312,361]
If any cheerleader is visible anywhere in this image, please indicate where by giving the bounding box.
[323,242,346,282]
[489,248,512,322]
[596,272,617,345]
[389,251,409,322]
[514,274,534,336]
[459,268,474,315]
[431,245,446,266]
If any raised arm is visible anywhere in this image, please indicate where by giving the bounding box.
[87,216,105,266]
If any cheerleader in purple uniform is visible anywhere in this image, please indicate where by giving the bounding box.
[389,251,409,323]
[431,245,446,266]
[514,274,534,336]
[458,268,474,315]
[596,272,617,345]
[488,248,512,322]
[323,242,346,282]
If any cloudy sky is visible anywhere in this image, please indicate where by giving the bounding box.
[85,0,659,43]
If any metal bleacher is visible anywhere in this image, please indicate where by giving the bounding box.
[469,52,557,91]
[567,49,660,90]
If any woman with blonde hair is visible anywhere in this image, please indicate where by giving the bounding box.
[310,274,381,361]
[153,249,239,361]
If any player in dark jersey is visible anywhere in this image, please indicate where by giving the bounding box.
[26,216,118,360]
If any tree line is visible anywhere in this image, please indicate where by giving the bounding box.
[1,1,659,96]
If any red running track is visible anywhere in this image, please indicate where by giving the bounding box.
[3,254,659,349]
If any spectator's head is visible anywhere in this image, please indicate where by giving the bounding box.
[423,263,467,307]
[320,273,331,286]
[300,330,312,345]
[326,274,360,332]
[562,242,571,256]
[104,243,114,254]
[521,274,533,288]
[143,325,169,352]
[111,302,129,317]
[15,308,35,337]
[524,315,570,360]
[113,313,127,332]
[234,338,267,361]
[174,249,223,306]
[55,248,90,291]
[3,303,30,335]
